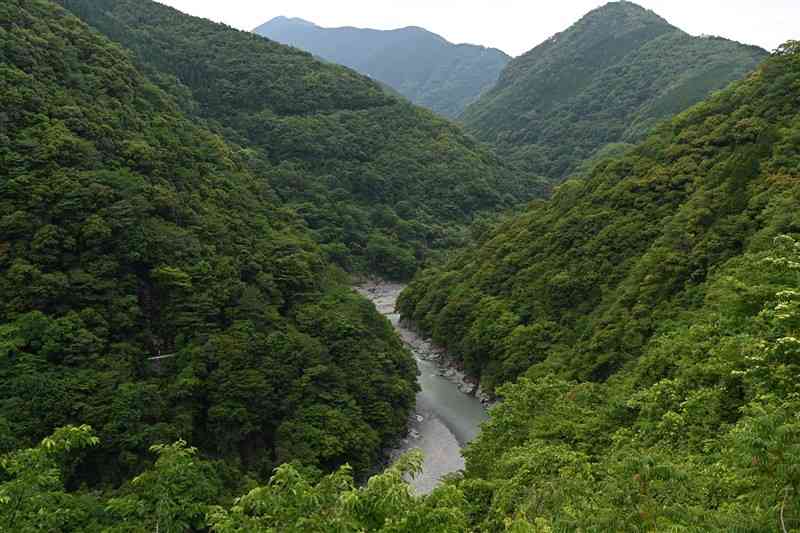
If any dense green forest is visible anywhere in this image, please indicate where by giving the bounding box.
[59,0,541,281]
[462,1,767,183]
[4,0,800,531]
[400,33,800,396]
[398,41,800,529]
[254,17,510,119]
[0,0,419,499]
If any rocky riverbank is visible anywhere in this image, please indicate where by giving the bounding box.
[397,317,494,406]
[356,280,489,494]
[356,280,492,404]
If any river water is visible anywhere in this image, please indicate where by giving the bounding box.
[357,282,488,494]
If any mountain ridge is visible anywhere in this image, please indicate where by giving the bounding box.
[61,0,542,281]
[254,16,511,118]
[398,41,800,530]
[0,0,419,489]
[257,16,500,50]
[463,0,768,182]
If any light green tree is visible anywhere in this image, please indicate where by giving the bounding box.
[0,425,99,533]
[105,440,222,533]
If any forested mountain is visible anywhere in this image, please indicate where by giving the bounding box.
[400,36,800,394]
[255,16,510,118]
[9,36,800,531]
[61,0,540,281]
[5,0,800,531]
[0,0,418,501]
[462,1,767,182]
[397,41,800,529]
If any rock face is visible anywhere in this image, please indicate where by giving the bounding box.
[254,17,510,118]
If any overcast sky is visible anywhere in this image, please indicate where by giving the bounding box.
[156,0,798,57]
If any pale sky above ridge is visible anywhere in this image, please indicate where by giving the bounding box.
[155,0,798,57]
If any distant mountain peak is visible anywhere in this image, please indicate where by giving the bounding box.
[254,17,510,118]
[257,16,318,30]
[583,1,672,26]
[596,0,657,13]
[462,0,767,182]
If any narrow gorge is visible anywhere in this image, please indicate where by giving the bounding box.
[358,283,488,493]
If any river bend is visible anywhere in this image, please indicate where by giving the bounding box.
[357,282,488,494]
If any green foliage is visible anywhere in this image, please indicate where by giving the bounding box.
[0,0,415,489]
[0,425,101,532]
[418,233,800,531]
[208,450,470,532]
[462,1,767,182]
[0,431,473,532]
[400,44,800,391]
[2,427,491,532]
[59,0,543,280]
[254,17,510,119]
[400,45,800,530]
[105,440,222,532]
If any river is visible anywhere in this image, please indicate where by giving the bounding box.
[357,282,489,494]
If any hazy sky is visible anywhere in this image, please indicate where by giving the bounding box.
[156,1,798,57]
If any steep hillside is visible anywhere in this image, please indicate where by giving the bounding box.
[4,0,800,530]
[396,41,800,530]
[462,1,767,182]
[6,42,798,530]
[0,0,416,488]
[61,0,541,280]
[400,40,799,391]
[255,17,511,118]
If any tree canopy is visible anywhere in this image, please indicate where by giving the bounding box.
[59,0,543,280]
[0,0,416,489]
[398,41,800,530]
[461,1,767,183]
